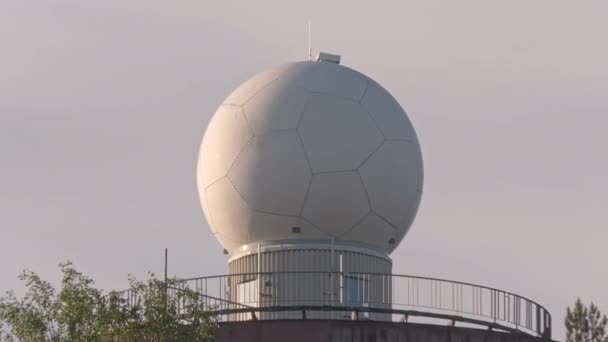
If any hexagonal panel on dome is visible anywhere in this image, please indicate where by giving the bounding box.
[298,94,383,173]
[198,105,253,188]
[243,81,308,135]
[340,212,401,253]
[301,171,370,237]
[249,211,328,243]
[361,82,418,141]
[277,61,369,101]
[204,178,252,249]
[222,68,281,106]
[228,131,311,216]
[359,140,423,228]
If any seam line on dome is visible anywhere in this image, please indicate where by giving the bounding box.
[355,139,385,171]
[372,210,400,231]
[240,77,281,106]
[295,127,314,173]
[249,209,332,238]
[253,209,303,218]
[224,133,254,184]
[224,175,254,243]
[206,108,255,191]
[294,128,313,217]
[218,103,242,108]
[246,92,310,137]
[203,176,225,191]
[298,167,313,217]
[299,216,327,236]
[201,108,253,191]
[226,173,254,212]
[238,106,256,136]
[339,202,371,238]
[337,209,372,239]
[298,188,313,219]
[356,169,373,210]
[385,138,416,143]
[358,81,371,103]
[360,102,387,141]
[294,93,311,130]
[310,169,357,175]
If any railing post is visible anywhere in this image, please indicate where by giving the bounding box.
[536,306,541,337]
[490,290,494,321]
[544,311,552,340]
[345,272,350,306]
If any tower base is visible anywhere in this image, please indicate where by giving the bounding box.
[216,320,554,342]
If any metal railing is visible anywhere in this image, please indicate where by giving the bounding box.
[120,272,552,339]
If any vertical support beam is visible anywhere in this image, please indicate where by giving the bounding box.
[164,248,168,285]
[308,20,312,61]
[164,248,168,313]
[339,253,344,304]
[330,238,335,314]
[257,243,261,310]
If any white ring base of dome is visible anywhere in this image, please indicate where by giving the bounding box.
[228,239,392,264]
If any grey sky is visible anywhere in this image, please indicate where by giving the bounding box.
[1,1,607,338]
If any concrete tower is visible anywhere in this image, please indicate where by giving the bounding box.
[197,53,423,317]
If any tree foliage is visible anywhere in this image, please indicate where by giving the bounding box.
[0,262,217,341]
[566,298,608,342]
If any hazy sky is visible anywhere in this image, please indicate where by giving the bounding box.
[1,1,607,338]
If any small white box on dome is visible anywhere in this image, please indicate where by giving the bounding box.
[316,52,341,64]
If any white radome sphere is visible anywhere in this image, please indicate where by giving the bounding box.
[198,60,423,254]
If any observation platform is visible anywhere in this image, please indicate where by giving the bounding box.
[121,272,553,341]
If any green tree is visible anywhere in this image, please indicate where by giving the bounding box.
[0,270,62,341]
[0,262,217,341]
[566,298,608,342]
[588,303,608,342]
[126,276,218,342]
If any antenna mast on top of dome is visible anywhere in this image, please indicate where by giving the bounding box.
[308,20,312,61]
